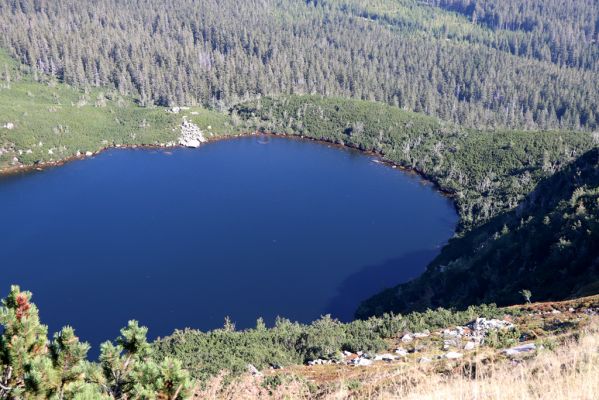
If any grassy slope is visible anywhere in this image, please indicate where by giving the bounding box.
[0,50,237,170]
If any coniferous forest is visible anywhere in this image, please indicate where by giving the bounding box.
[1,0,598,130]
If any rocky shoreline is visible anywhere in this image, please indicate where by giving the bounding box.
[0,129,456,210]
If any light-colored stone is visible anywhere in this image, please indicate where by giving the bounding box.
[504,343,536,356]
[374,354,396,362]
[85,151,93,157]
[354,358,373,366]
[401,334,413,343]
[414,331,430,339]
[444,351,463,359]
[3,122,15,130]
[418,357,432,364]
[464,341,476,351]
[179,117,206,148]
[394,348,408,357]
[247,364,261,376]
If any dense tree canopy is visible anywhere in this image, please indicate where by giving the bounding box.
[0,0,598,130]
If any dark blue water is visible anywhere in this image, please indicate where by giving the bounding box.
[0,136,456,354]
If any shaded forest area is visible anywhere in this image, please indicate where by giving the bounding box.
[1,0,598,130]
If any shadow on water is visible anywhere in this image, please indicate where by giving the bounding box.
[323,249,440,321]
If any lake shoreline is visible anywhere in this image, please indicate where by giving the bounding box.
[0,130,457,208]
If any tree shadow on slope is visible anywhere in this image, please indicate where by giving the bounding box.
[357,147,599,318]
[323,249,440,321]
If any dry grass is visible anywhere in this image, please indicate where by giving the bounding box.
[195,317,599,400]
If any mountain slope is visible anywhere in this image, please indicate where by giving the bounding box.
[357,147,599,317]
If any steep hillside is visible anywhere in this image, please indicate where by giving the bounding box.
[358,148,599,317]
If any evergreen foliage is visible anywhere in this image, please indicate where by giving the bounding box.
[0,286,192,400]
[153,304,503,381]
[0,0,598,130]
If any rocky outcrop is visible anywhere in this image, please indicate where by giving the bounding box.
[179,118,206,148]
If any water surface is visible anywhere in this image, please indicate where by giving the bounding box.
[0,136,457,353]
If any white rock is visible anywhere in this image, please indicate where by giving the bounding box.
[464,341,476,351]
[374,353,396,362]
[343,351,353,357]
[26,149,32,154]
[414,331,430,338]
[401,334,413,343]
[3,122,14,129]
[247,364,261,376]
[444,352,463,359]
[468,318,514,332]
[48,149,54,155]
[85,151,93,157]
[171,106,180,114]
[179,118,206,148]
[504,343,536,356]
[394,348,408,357]
[354,358,373,366]
[418,357,432,364]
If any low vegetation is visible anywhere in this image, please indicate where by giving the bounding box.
[186,297,599,399]
[153,304,503,382]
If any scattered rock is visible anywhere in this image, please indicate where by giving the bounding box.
[414,331,430,339]
[394,348,408,357]
[179,117,206,148]
[464,341,477,351]
[170,106,181,114]
[353,358,373,366]
[503,343,536,356]
[444,351,463,359]
[468,318,514,332]
[3,122,15,130]
[374,354,396,362]
[85,151,93,157]
[418,357,432,364]
[247,364,261,376]
[401,334,414,343]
